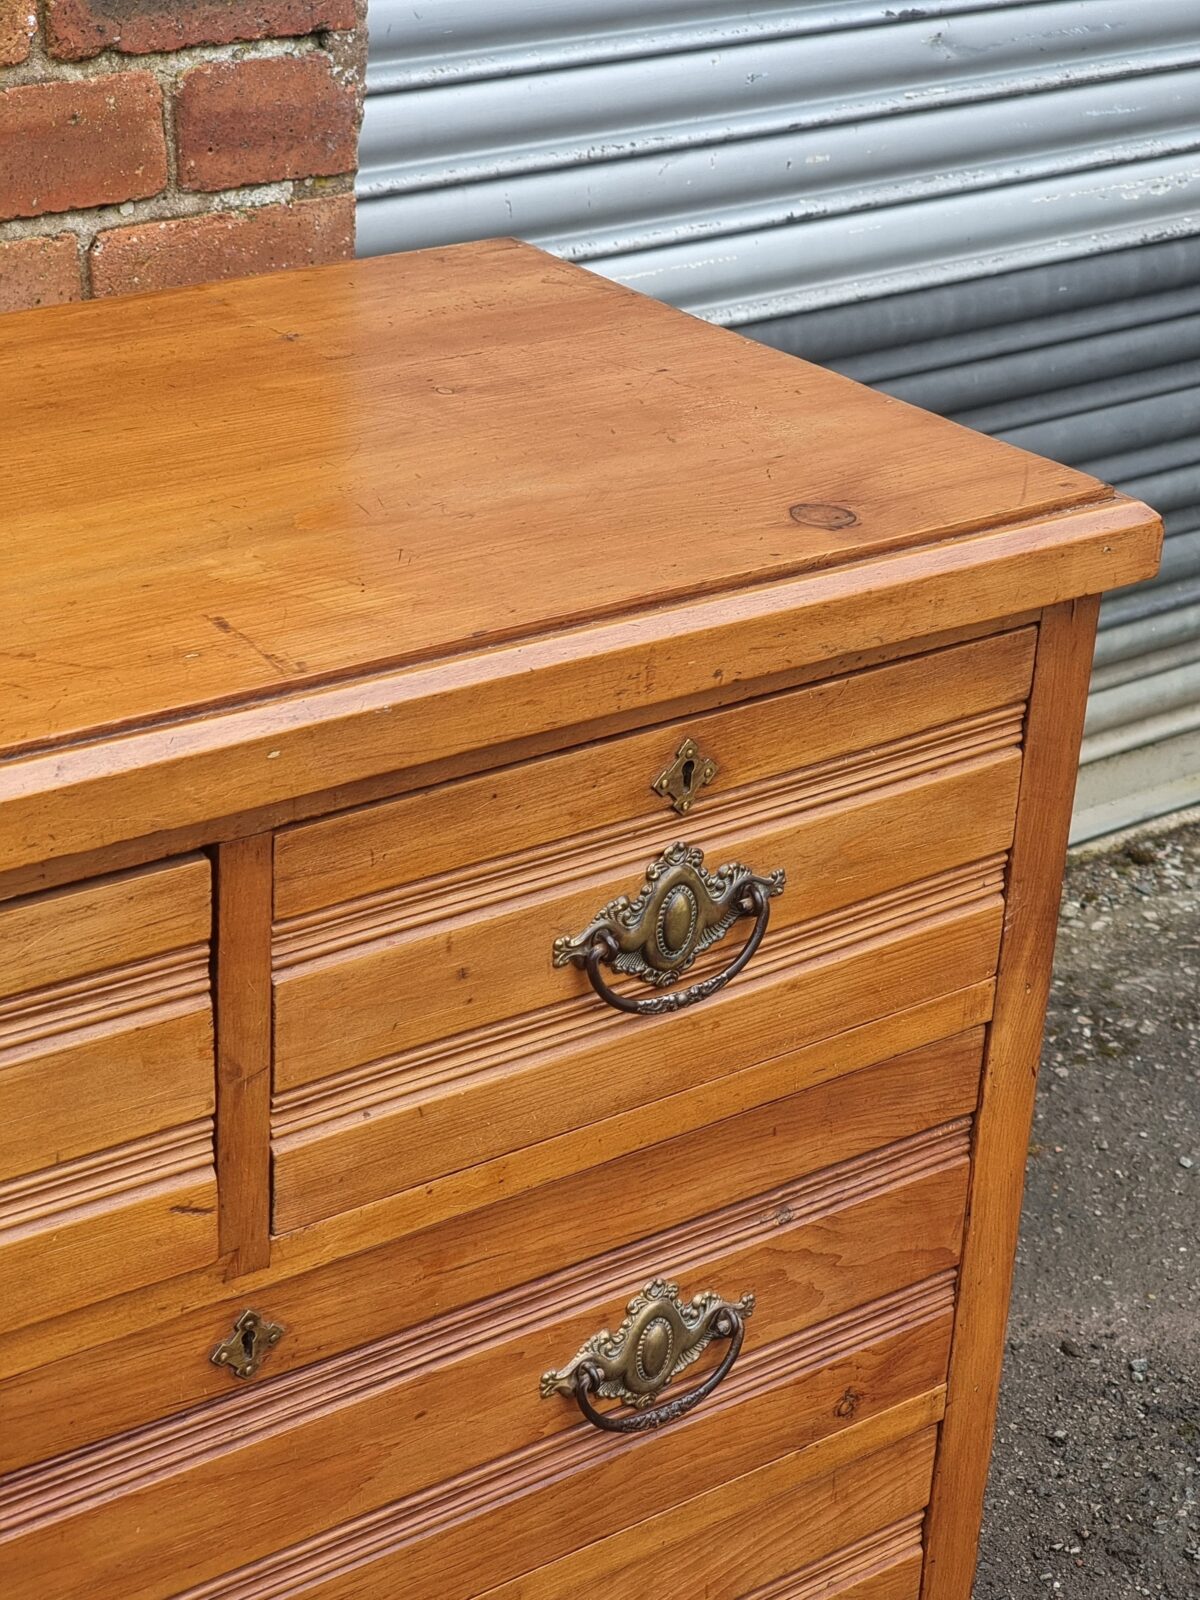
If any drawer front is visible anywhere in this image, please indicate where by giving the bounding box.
[0,1031,978,1600]
[0,1007,985,1474]
[271,630,1031,1229]
[0,857,217,1332]
[476,1428,933,1600]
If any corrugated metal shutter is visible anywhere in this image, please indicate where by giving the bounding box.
[358,1,1200,841]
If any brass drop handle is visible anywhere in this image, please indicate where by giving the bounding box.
[571,1310,746,1433]
[541,1278,754,1435]
[553,842,785,1017]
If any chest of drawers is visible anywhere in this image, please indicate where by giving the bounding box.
[0,239,1160,1599]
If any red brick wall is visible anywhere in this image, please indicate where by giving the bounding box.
[0,0,364,310]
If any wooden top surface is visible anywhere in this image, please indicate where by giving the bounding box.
[2,237,1128,760]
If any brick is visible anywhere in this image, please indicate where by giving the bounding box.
[0,0,35,65]
[176,54,357,193]
[0,74,167,223]
[90,196,354,298]
[0,234,81,313]
[45,0,355,63]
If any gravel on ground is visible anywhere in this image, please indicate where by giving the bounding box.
[974,816,1200,1598]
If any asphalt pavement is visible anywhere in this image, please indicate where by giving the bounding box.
[974,816,1200,1598]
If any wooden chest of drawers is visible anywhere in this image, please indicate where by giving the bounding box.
[0,240,1160,1599]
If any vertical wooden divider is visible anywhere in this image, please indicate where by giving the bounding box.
[214,832,274,1277]
[921,596,1101,1599]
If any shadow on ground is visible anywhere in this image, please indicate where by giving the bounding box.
[974,818,1200,1598]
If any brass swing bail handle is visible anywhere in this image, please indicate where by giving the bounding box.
[553,842,785,1018]
[541,1279,754,1435]
[572,1310,747,1433]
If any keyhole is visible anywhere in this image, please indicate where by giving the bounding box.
[242,1326,258,1361]
[680,758,696,790]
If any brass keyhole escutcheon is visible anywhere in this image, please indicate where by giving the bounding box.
[211,1309,284,1380]
[652,738,717,815]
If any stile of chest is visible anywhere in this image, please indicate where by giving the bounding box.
[0,240,1160,1600]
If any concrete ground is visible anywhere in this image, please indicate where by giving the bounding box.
[974,816,1200,1598]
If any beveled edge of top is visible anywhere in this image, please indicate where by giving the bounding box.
[0,492,1162,884]
[0,239,1138,767]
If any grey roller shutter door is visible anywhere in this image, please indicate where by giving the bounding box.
[359,1,1200,841]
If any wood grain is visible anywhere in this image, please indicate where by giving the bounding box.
[0,239,1118,764]
[0,1026,982,1471]
[0,242,1165,1598]
[270,733,1019,1089]
[0,855,218,1332]
[0,1282,955,1600]
[0,499,1158,879]
[0,856,209,997]
[214,835,273,1275]
[0,1209,961,1585]
[921,598,1103,1600]
[0,616,1045,911]
[272,876,1004,1229]
[0,992,987,1395]
[475,1432,933,1600]
[274,629,1035,916]
[745,1534,923,1600]
[476,1395,938,1600]
[214,1317,952,1600]
[0,1123,217,1334]
[0,970,212,1182]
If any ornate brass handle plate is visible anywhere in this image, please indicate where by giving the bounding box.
[553,842,785,1016]
[541,1278,754,1434]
